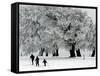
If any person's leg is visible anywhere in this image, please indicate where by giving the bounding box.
[32,60,33,65]
[33,60,34,65]
[38,62,39,66]
[44,63,46,66]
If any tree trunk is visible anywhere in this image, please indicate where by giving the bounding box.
[46,52,48,56]
[76,49,81,57]
[91,49,95,57]
[55,49,59,56]
[53,52,56,56]
[70,43,76,57]
[39,48,44,56]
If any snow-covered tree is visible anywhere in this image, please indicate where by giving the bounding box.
[19,5,96,57]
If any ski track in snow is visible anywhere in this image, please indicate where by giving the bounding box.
[19,56,96,71]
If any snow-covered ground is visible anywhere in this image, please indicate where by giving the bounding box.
[19,56,96,71]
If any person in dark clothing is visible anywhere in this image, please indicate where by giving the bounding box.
[42,59,47,66]
[35,56,39,66]
[30,54,35,65]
